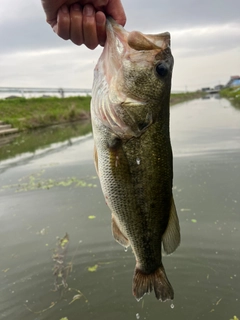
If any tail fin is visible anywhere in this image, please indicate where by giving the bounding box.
[132,264,174,302]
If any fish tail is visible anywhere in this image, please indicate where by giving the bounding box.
[132,264,174,301]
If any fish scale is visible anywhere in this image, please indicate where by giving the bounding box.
[91,18,180,302]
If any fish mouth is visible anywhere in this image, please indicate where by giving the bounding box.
[91,19,173,139]
[105,17,129,55]
[103,18,172,92]
[106,17,171,53]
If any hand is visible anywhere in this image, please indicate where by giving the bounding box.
[41,0,126,49]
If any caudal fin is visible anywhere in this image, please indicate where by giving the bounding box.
[132,264,174,302]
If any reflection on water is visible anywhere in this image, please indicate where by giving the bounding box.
[0,97,240,320]
[171,96,240,156]
[0,121,92,162]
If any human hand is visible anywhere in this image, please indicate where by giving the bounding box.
[41,0,126,49]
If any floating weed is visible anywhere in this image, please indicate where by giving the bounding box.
[230,317,239,320]
[86,261,114,272]
[48,233,88,308]
[98,261,115,266]
[58,180,73,187]
[88,215,96,219]
[0,170,97,193]
[60,318,69,320]
[37,227,49,236]
[24,301,56,314]
[76,180,87,187]
[88,264,98,272]
[69,294,83,305]
[52,233,71,291]
[215,298,222,306]
[60,236,70,249]
[191,219,197,223]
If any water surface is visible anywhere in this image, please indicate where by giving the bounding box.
[0,96,239,320]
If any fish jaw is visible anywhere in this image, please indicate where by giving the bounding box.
[91,18,174,140]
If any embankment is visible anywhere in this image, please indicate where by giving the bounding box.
[0,92,203,131]
[220,87,240,110]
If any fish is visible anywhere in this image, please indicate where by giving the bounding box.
[91,18,180,302]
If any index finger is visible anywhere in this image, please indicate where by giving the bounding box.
[105,0,126,26]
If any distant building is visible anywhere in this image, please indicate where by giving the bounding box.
[214,84,224,91]
[201,86,221,93]
[201,87,211,92]
[226,75,240,87]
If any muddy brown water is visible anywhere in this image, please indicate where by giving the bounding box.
[0,96,239,320]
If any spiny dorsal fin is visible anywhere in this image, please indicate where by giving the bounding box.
[162,196,180,255]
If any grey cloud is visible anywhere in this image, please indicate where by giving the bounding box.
[1,0,239,91]
[1,0,240,55]
[0,15,73,54]
[123,0,240,31]
[171,24,240,57]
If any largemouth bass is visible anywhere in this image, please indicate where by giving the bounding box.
[91,18,180,302]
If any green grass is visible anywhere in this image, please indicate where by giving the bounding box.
[220,87,240,109]
[0,92,203,130]
[0,96,91,130]
[170,91,204,106]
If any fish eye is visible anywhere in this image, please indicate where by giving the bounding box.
[155,63,168,78]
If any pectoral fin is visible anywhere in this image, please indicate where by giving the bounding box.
[93,144,99,176]
[162,196,180,254]
[112,214,129,248]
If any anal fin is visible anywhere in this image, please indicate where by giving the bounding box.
[111,214,129,248]
[162,196,180,255]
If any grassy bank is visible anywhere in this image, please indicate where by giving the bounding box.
[220,86,240,109]
[170,91,204,106]
[0,96,91,130]
[0,92,203,130]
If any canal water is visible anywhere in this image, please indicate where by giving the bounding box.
[0,96,239,320]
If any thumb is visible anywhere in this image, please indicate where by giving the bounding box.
[105,0,126,26]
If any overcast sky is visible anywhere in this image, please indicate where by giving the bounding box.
[1,0,240,92]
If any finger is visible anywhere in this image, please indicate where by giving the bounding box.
[83,5,98,50]
[106,0,126,26]
[41,0,77,25]
[56,5,70,40]
[70,3,83,45]
[95,0,108,6]
[96,11,106,46]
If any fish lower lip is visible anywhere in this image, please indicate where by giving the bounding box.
[106,18,129,53]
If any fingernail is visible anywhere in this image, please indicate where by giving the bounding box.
[96,12,105,26]
[84,5,94,16]
[72,3,80,11]
[61,5,68,13]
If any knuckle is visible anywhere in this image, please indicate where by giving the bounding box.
[87,43,98,50]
